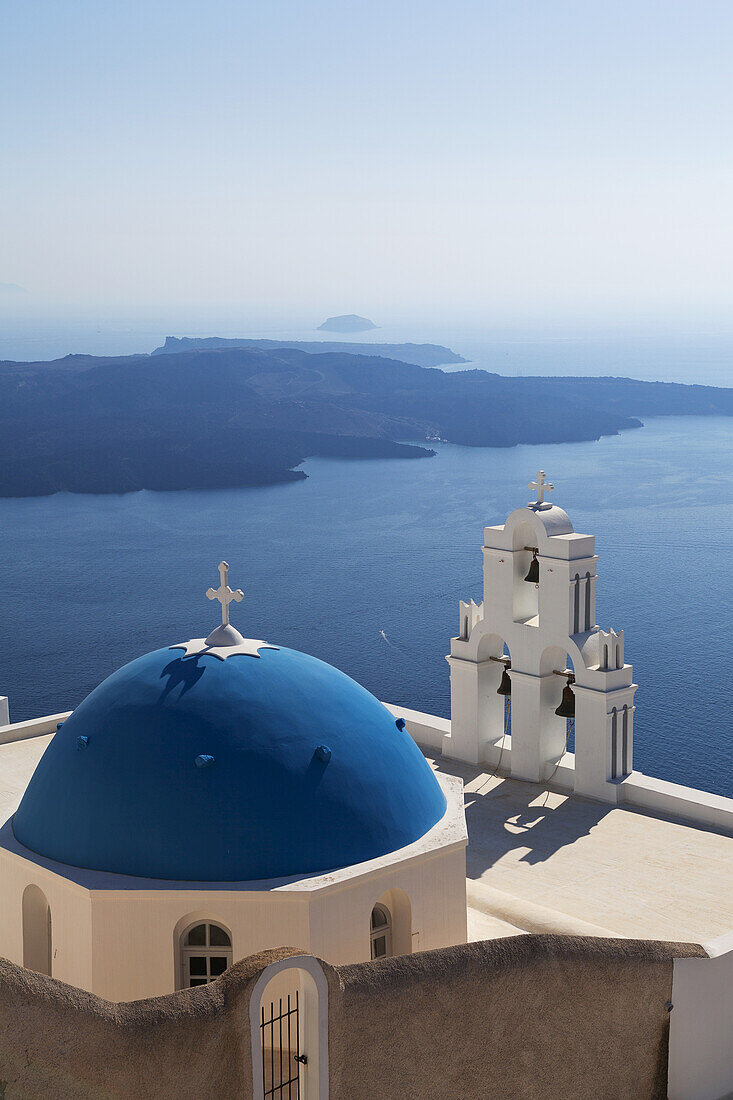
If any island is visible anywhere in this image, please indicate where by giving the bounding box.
[317,314,377,332]
[0,343,732,496]
[152,336,467,369]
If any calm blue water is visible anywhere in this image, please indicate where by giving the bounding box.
[0,415,731,796]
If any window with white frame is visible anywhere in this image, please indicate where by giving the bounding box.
[180,922,232,987]
[370,903,392,960]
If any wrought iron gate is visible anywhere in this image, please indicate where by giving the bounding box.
[261,990,305,1098]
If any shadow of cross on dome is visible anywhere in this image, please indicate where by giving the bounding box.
[158,654,207,700]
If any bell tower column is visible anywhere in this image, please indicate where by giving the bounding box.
[446,656,483,765]
[573,682,637,802]
[446,636,506,765]
[508,670,567,783]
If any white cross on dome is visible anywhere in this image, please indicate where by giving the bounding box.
[206,561,244,627]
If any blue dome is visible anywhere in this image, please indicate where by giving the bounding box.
[13,645,446,881]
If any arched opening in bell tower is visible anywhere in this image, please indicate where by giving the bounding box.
[539,647,575,780]
[512,522,539,627]
[556,658,576,757]
[476,634,512,766]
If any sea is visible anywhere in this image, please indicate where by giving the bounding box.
[0,320,731,796]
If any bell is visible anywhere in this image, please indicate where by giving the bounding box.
[555,682,576,719]
[524,551,539,584]
[496,665,512,696]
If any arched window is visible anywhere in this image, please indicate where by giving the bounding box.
[585,572,592,630]
[573,574,580,634]
[602,644,609,671]
[180,922,232,987]
[23,884,52,976]
[463,616,469,640]
[370,903,392,960]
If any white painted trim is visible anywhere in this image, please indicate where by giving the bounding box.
[702,930,733,959]
[0,712,71,746]
[249,955,329,1100]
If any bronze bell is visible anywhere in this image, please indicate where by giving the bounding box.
[524,550,539,584]
[555,681,576,719]
[496,664,512,696]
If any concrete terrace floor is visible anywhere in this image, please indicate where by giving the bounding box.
[423,749,733,946]
[0,733,53,824]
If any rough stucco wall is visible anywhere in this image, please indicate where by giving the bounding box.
[331,936,706,1100]
[0,937,705,1100]
[0,947,300,1100]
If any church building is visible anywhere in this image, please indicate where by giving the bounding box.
[0,563,466,1002]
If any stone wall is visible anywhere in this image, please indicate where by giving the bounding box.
[0,936,704,1099]
[331,936,704,1100]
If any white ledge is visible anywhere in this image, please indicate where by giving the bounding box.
[0,712,72,746]
[384,703,733,835]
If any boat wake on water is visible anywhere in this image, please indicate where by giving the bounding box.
[379,629,414,657]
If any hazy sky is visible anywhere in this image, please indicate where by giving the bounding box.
[3,1,733,326]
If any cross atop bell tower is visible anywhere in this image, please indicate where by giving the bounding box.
[528,470,554,509]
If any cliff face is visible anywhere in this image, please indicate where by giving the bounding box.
[0,344,732,496]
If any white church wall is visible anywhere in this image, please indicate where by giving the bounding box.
[88,889,312,1002]
[307,774,467,965]
[0,847,93,991]
[668,933,733,1100]
[307,844,467,965]
[83,830,466,1001]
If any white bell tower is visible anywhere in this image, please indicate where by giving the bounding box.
[445,472,637,802]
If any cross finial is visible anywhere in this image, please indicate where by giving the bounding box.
[529,470,554,506]
[206,561,244,627]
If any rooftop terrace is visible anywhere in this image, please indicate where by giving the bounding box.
[423,751,733,946]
